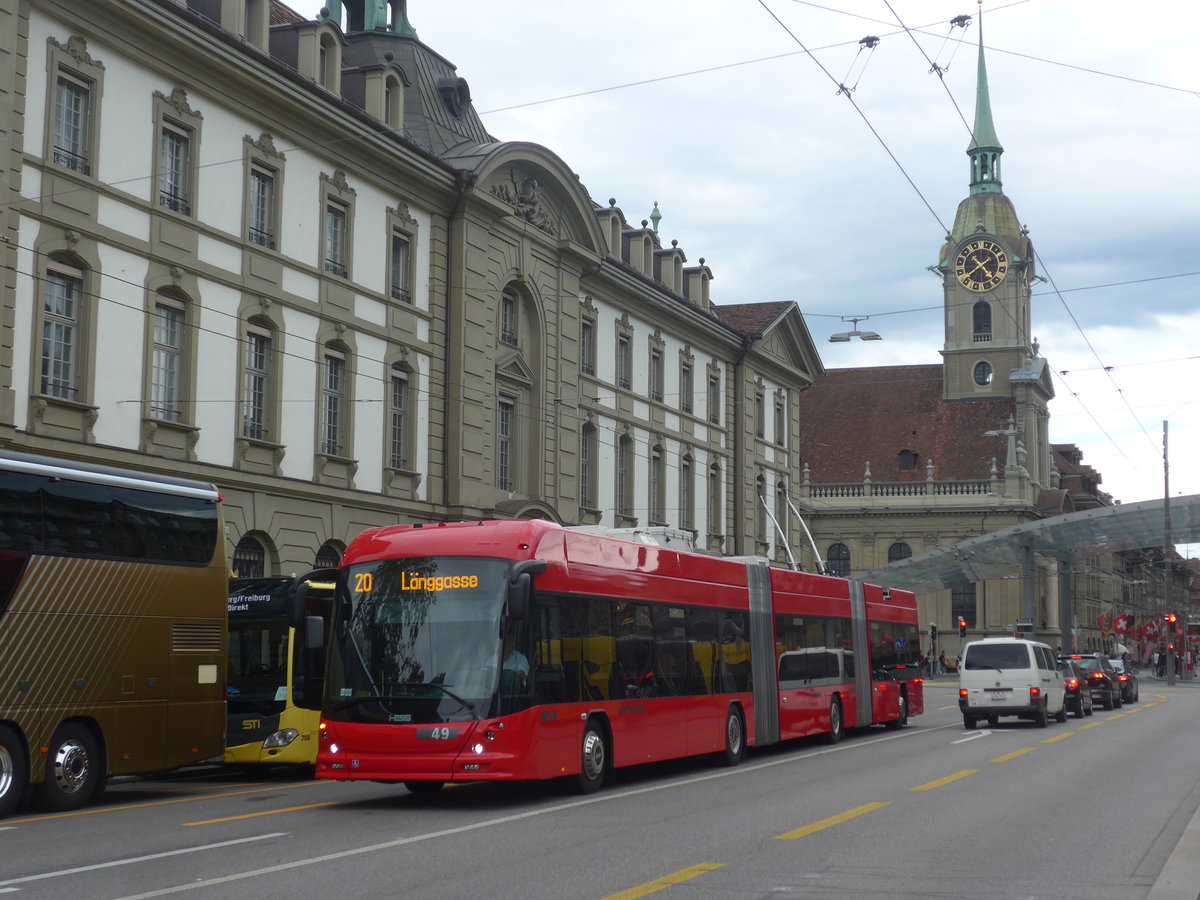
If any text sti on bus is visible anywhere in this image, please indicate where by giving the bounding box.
[288,519,923,795]
[226,577,332,767]
[0,449,227,818]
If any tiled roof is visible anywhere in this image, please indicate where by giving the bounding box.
[714,301,794,336]
[795,365,1014,483]
[270,1,307,26]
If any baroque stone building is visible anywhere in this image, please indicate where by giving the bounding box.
[0,0,824,575]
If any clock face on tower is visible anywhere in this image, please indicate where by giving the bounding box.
[954,239,1009,292]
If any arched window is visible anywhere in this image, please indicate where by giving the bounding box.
[973,301,992,342]
[232,535,265,578]
[315,541,342,568]
[888,542,912,563]
[827,543,850,577]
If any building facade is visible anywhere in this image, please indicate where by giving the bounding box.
[0,0,823,575]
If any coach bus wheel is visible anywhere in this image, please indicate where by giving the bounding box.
[403,781,444,796]
[824,697,844,744]
[720,707,745,766]
[35,722,101,812]
[0,725,29,819]
[576,719,608,794]
[885,692,907,730]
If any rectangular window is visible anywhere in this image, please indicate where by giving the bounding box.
[500,292,518,346]
[390,369,410,470]
[242,327,271,440]
[680,457,694,529]
[151,299,184,422]
[755,393,765,438]
[159,123,192,214]
[53,74,91,174]
[248,166,276,249]
[708,466,721,534]
[580,429,593,509]
[707,374,721,424]
[497,398,514,490]
[650,449,663,522]
[617,439,632,516]
[775,400,786,446]
[41,267,82,399]
[324,202,348,277]
[650,349,664,402]
[680,363,693,414]
[321,349,345,455]
[580,319,595,376]
[390,231,411,302]
[617,336,631,389]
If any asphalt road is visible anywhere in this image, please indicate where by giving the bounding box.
[3,677,1199,900]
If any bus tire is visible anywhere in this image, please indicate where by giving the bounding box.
[403,781,444,796]
[824,697,844,744]
[0,725,29,819]
[576,718,608,794]
[35,722,102,812]
[720,706,745,766]
[885,692,907,730]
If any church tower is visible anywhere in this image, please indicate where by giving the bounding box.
[936,14,1054,486]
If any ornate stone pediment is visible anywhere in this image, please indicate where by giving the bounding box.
[488,167,558,236]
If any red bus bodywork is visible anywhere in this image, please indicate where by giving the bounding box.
[310,520,922,789]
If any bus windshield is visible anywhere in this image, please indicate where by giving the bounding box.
[227,579,291,721]
[329,557,513,723]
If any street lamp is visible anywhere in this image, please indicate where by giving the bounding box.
[829,316,882,342]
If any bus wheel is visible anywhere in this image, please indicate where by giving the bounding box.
[720,707,745,766]
[576,719,607,794]
[0,725,29,819]
[824,697,844,744]
[885,692,907,730]
[35,722,101,812]
[403,781,444,796]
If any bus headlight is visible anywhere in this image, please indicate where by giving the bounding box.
[262,728,300,749]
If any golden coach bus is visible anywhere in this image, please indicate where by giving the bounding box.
[0,449,227,817]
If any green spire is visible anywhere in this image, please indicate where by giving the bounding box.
[967,14,1003,194]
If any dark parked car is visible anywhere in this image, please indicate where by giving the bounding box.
[1060,654,1121,710]
[1060,660,1094,718]
[1109,659,1139,703]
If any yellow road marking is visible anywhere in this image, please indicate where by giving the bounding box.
[1079,720,1105,730]
[185,801,338,825]
[1108,713,1125,720]
[991,747,1036,764]
[1041,732,1073,744]
[912,769,978,791]
[4,779,328,824]
[600,863,725,899]
[775,801,890,839]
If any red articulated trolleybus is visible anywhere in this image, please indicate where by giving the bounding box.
[288,520,923,796]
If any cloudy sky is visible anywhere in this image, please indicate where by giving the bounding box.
[315,2,1197,543]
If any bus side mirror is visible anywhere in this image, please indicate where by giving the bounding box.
[507,559,548,621]
[305,614,325,650]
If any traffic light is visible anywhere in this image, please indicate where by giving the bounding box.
[930,624,938,641]
[1167,613,1178,626]
[958,617,967,638]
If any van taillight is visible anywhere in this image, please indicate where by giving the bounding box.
[959,688,968,699]
[1029,687,1041,701]
[1066,678,1078,689]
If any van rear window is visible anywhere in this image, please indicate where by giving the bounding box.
[964,644,1031,670]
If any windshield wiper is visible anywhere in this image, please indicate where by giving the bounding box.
[333,683,478,719]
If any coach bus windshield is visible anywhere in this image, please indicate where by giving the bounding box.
[326,557,514,723]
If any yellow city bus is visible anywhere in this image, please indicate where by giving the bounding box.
[0,449,227,817]
[224,577,330,767]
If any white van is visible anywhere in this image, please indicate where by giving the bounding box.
[958,638,1066,728]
